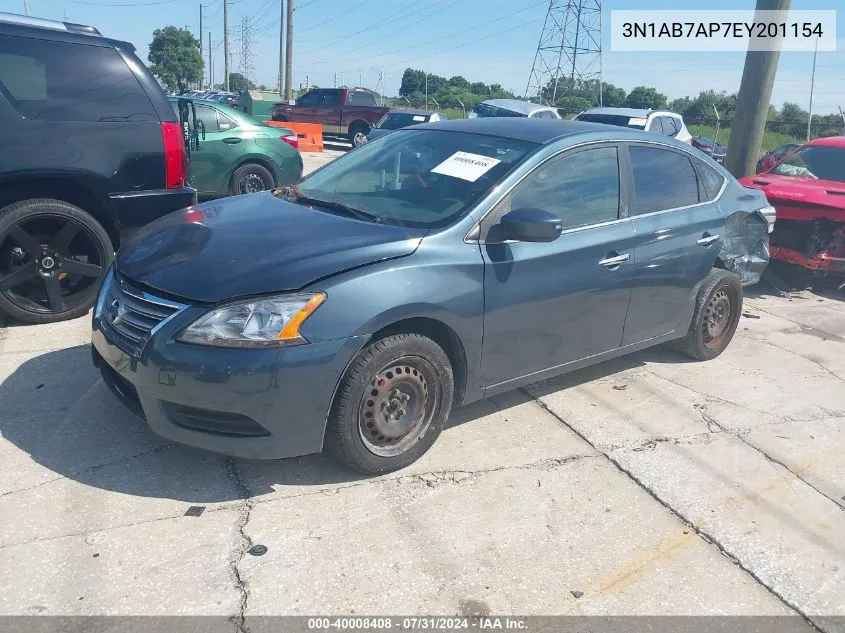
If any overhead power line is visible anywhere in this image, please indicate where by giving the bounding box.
[70,0,181,6]
[301,0,547,68]
[297,0,460,58]
[331,16,542,76]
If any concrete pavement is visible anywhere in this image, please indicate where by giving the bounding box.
[0,147,842,627]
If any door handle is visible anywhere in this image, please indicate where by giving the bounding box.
[697,234,720,246]
[222,137,243,144]
[599,253,630,268]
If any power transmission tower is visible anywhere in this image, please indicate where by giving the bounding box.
[525,0,602,108]
[238,17,254,84]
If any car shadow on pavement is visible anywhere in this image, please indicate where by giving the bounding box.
[0,342,675,502]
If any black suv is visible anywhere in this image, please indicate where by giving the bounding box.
[0,13,197,324]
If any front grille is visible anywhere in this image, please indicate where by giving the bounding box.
[100,274,185,355]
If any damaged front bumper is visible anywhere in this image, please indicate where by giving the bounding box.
[770,216,845,276]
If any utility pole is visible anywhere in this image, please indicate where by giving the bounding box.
[726,0,790,178]
[839,106,845,134]
[23,0,29,16]
[208,31,213,88]
[284,0,294,100]
[334,73,338,88]
[807,36,818,142]
[425,69,428,110]
[223,0,230,91]
[278,0,285,94]
[199,5,204,89]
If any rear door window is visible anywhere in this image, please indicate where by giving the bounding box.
[0,35,157,123]
[629,145,701,215]
[195,104,220,133]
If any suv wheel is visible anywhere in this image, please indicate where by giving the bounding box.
[0,199,113,324]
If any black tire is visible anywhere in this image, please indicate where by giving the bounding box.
[349,123,370,148]
[676,268,743,361]
[230,163,275,196]
[326,333,454,474]
[0,199,113,324]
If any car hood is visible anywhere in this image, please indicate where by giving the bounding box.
[116,192,427,303]
[739,174,845,221]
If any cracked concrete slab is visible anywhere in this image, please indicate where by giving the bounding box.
[240,457,801,617]
[0,506,242,615]
[233,389,597,502]
[0,275,843,623]
[611,435,845,623]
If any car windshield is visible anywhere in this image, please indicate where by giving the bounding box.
[376,112,429,130]
[576,113,646,130]
[769,145,845,182]
[295,129,537,229]
[469,103,527,118]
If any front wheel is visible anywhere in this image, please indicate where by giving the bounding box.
[325,333,454,474]
[676,268,743,361]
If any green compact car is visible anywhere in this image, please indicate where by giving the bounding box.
[169,98,303,199]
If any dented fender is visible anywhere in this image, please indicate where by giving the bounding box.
[717,211,770,286]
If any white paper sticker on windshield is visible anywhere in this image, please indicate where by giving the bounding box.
[431,151,501,182]
[413,115,425,121]
[629,117,647,126]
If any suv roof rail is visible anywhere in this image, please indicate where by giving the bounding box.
[0,12,101,36]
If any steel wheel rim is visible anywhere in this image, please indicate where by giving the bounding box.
[358,357,438,458]
[0,213,107,315]
[353,132,367,147]
[239,172,267,194]
[702,286,736,350]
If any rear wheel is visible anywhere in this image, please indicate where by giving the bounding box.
[0,199,113,324]
[349,123,370,148]
[230,163,275,196]
[326,333,454,474]
[676,268,743,361]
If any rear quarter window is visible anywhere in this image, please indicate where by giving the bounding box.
[629,145,701,215]
[695,160,727,200]
[0,36,157,123]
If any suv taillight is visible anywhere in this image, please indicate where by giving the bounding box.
[161,122,188,189]
[280,134,299,149]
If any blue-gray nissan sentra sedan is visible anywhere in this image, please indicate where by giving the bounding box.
[91,118,774,474]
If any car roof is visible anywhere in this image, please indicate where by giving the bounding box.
[806,136,845,148]
[386,108,434,115]
[479,99,551,115]
[580,107,653,118]
[417,117,654,145]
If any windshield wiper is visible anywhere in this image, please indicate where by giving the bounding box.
[293,195,384,224]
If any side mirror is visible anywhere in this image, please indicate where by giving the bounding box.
[500,208,562,243]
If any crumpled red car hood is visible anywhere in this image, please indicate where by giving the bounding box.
[739,174,845,221]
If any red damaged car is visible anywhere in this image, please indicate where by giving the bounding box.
[740,136,845,280]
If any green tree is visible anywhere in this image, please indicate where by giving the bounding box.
[399,68,426,97]
[148,26,203,92]
[600,82,627,108]
[779,102,807,121]
[625,86,667,110]
[228,72,256,93]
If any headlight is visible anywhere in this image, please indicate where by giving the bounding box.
[177,293,325,348]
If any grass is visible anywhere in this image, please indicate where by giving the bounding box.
[687,124,802,155]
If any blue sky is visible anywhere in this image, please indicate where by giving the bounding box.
[4,0,844,114]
